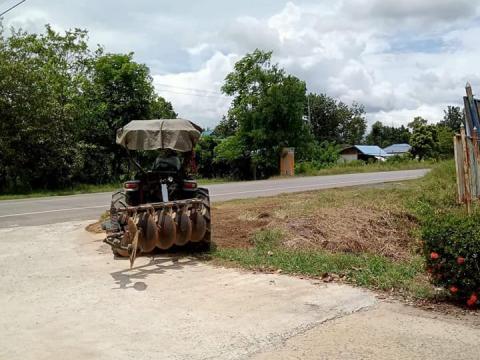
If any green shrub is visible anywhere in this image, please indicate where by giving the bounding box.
[295,161,318,175]
[422,211,480,307]
[386,154,412,163]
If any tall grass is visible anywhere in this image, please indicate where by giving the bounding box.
[295,159,434,176]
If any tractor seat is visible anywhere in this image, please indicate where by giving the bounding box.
[152,156,181,171]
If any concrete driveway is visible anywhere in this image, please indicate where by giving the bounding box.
[1,222,479,359]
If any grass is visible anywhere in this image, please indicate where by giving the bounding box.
[295,159,433,177]
[209,161,459,301]
[213,229,435,300]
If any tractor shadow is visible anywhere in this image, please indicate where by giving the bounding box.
[110,255,198,291]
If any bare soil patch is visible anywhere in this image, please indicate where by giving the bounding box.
[211,192,418,260]
[87,190,418,260]
[211,204,273,248]
[85,221,103,234]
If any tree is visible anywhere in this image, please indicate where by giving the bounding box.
[409,119,438,160]
[149,95,177,119]
[195,135,219,178]
[212,115,237,138]
[0,25,93,191]
[221,49,307,178]
[440,106,463,132]
[436,125,454,159]
[307,93,342,143]
[366,121,384,146]
[365,121,411,147]
[0,25,177,191]
[307,93,367,144]
[408,116,428,130]
[338,102,367,145]
[82,53,175,177]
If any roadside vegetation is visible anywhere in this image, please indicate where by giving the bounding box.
[0,159,430,201]
[210,160,469,303]
[294,158,433,176]
[0,25,460,196]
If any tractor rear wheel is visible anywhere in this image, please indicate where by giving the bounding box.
[195,187,211,252]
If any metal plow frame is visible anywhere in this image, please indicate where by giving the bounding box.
[104,192,210,268]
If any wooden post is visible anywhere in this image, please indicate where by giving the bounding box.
[466,83,480,133]
[472,127,480,198]
[454,134,465,203]
[460,125,472,214]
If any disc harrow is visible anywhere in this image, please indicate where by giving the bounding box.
[104,196,209,268]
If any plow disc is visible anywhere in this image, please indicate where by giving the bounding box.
[104,195,210,268]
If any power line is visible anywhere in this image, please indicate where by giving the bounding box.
[0,0,27,17]
[155,82,224,96]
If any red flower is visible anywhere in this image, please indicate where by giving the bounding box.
[467,293,478,307]
[457,257,465,265]
[430,252,440,260]
[449,286,458,294]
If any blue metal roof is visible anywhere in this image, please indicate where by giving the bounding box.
[354,145,389,157]
[383,143,411,154]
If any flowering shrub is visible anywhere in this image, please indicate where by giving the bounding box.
[423,212,480,307]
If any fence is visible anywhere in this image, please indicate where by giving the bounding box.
[454,126,480,213]
[454,83,480,213]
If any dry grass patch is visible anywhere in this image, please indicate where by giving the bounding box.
[211,183,419,260]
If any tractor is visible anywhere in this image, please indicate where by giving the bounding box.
[103,119,211,267]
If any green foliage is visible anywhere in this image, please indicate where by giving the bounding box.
[149,95,177,119]
[212,115,237,138]
[222,49,307,178]
[405,161,479,305]
[308,94,367,144]
[0,25,176,192]
[365,121,411,148]
[436,126,454,159]
[0,25,93,191]
[82,52,173,178]
[195,135,219,178]
[440,106,464,132]
[408,116,428,130]
[409,120,439,161]
[423,212,480,306]
[214,135,246,162]
[295,141,340,174]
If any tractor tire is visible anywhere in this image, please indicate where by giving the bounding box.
[195,187,212,252]
[109,190,130,257]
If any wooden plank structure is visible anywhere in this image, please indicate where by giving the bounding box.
[454,84,480,213]
[280,147,295,176]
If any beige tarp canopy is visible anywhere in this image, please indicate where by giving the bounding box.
[116,119,203,152]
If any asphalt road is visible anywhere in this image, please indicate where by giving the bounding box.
[0,169,428,228]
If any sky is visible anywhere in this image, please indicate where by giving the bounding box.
[2,0,480,129]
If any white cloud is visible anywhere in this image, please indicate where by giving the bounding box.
[153,52,236,129]
[2,0,480,129]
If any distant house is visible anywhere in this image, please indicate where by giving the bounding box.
[339,145,389,163]
[383,143,411,156]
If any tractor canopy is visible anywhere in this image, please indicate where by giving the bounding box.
[116,119,203,152]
